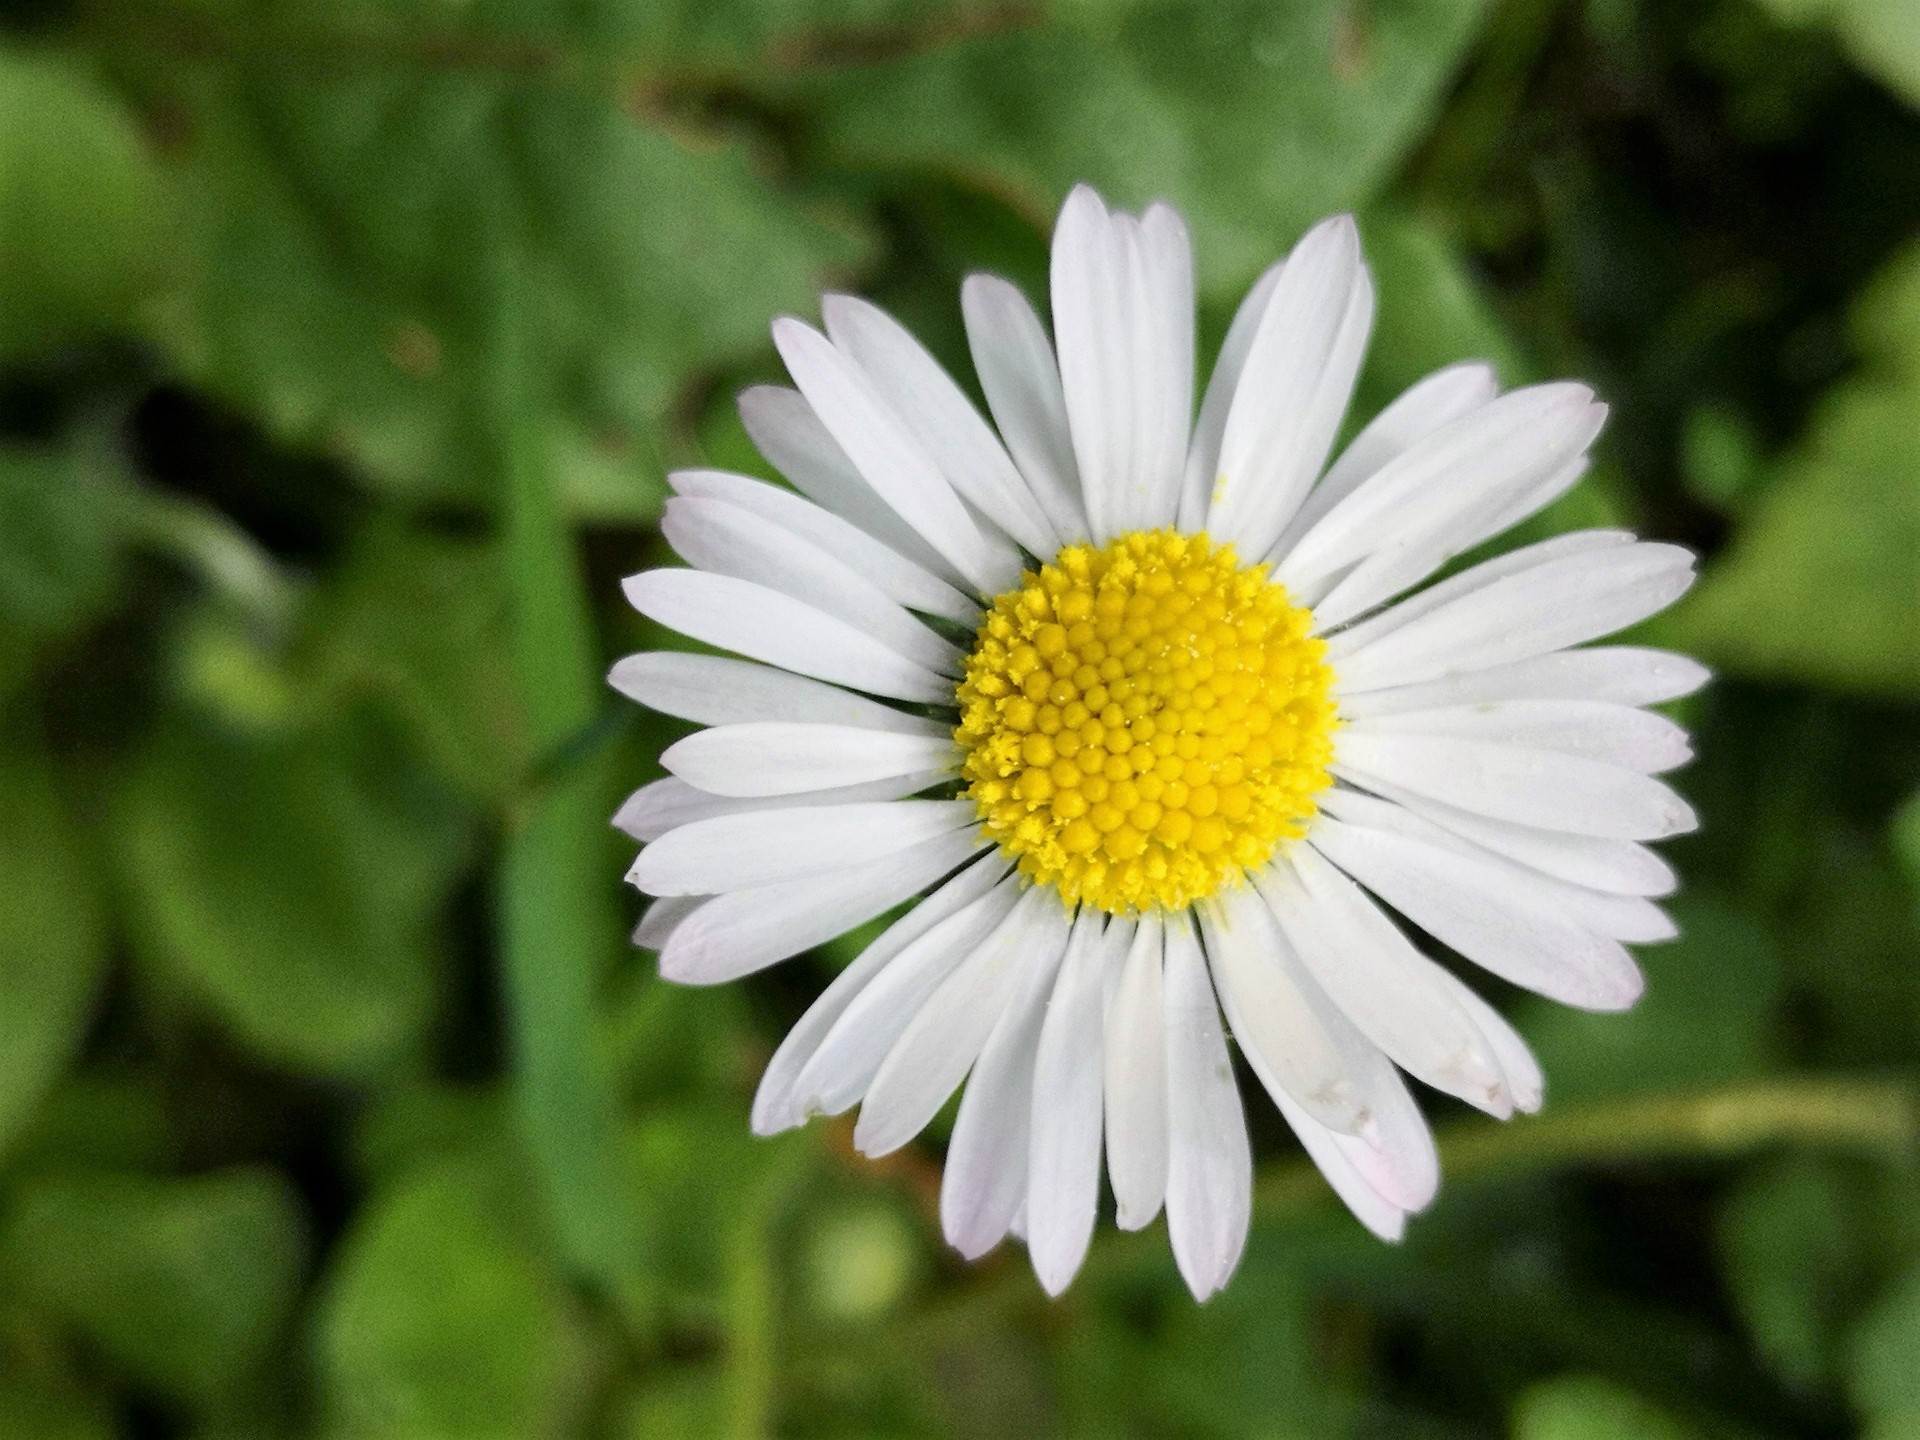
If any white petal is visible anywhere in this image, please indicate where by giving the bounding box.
[1275,1092,1409,1242]
[823,293,1060,560]
[623,569,952,705]
[1197,885,1371,1133]
[1310,805,1644,1011]
[1325,530,1631,658]
[1280,385,1602,594]
[1209,215,1372,557]
[670,468,980,624]
[1104,914,1169,1231]
[661,723,955,798]
[1331,541,1697,692]
[1341,777,1678,898]
[1027,908,1112,1293]
[1051,185,1132,542]
[613,773,946,843]
[663,496,964,675]
[774,318,1016,594]
[1334,731,1698,840]
[791,875,1023,1120]
[1162,912,1251,1302]
[1182,257,1283,530]
[608,652,937,734]
[1259,848,1512,1115]
[1347,701,1693,774]
[1279,362,1499,555]
[657,826,983,985]
[632,894,703,951]
[1119,203,1195,531]
[962,274,1089,542]
[939,907,1075,1261]
[736,384,962,583]
[632,799,978,897]
[854,886,1072,1157]
[1337,646,1711,719]
[1439,976,1543,1114]
[751,852,1010,1134]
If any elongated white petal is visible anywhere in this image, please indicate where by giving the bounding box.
[670,469,979,624]
[1197,885,1371,1133]
[855,886,1072,1157]
[1326,530,1631,657]
[1348,701,1692,774]
[752,853,1009,1134]
[1335,731,1698,841]
[774,317,1016,593]
[792,876,1023,1120]
[1338,646,1711,718]
[623,570,952,705]
[661,723,955,798]
[1104,914,1169,1231]
[1181,256,1283,529]
[633,894,703,951]
[939,915,1064,1260]
[1439,976,1543,1113]
[1127,203,1195,530]
[608,652,937,734]
[1051,185,1132,541]
[1260,849,1512,1115]
[1275,1091,1409,1241]
[736,384,962,582]
[1333,542,1697,692]
[1162,912,1251,1302]
[1281,384,1601,592]
[664,496,963,675]
[614,772,947,842]
[657,826,982,985]
[1210,215,1371,556]
[824,293,1059,560]
[633,799,977,897]
[1339,777,1677,897]
[1279,362,1499,554]
[1309,807,1644,1010]
[962,274,1089,542]
[1027,909,1113,1293]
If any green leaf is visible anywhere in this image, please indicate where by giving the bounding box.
[1674,243,1920,697]
[0,51,172,359]
[0,732,110,1162]
[788,0,1495,298]
[1512,1375,1704,1440]
[1753,0,1920,108]
[0,1370,114,1440]
[1518,894,1784,1105]
[314,1161,584,1440]
[0,1168,306,1409]
[141,37,859,515]
[301,520,531,802]
[1848,1259,1920,1436]
[112,715,472,1076]
[1717,1155,1878,1389]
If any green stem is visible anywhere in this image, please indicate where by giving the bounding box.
[492,246,636,1305]
[900,1074,1920,1343]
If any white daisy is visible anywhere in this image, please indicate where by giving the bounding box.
[612,185,1705,1301]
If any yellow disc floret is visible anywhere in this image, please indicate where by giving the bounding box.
[954,529,1338,915]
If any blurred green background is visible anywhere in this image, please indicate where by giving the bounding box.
[1,0,1918,1435]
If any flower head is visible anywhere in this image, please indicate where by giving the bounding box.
[613,185,1704,1300]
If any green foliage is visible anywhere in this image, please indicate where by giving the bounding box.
[0,1167,306,1409]
[315,1161,584,1438]
[0,732,107,1161]
[0,0,1915,1435]
[1676,243,1920,697]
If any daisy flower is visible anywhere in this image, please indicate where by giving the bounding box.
[612,185,1704,1300]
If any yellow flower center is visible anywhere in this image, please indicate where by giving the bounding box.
[954,529,1338,915]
